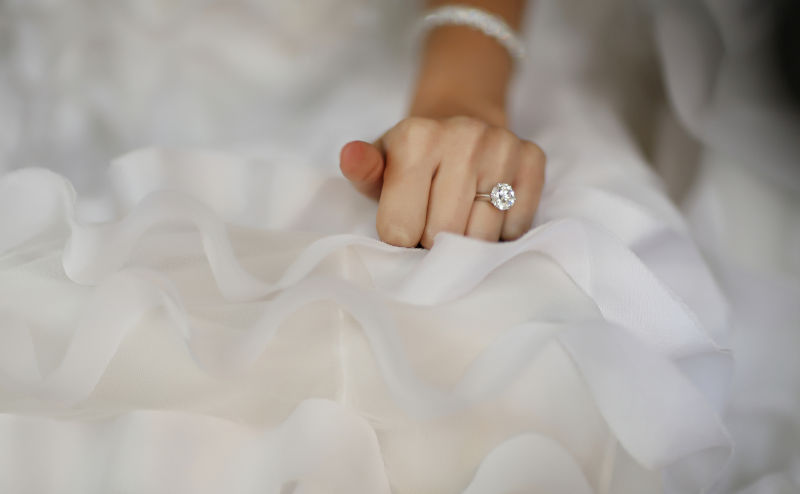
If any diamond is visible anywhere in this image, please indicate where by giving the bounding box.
[490,183,515,211]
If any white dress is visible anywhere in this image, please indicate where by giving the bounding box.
[0,0,798,493]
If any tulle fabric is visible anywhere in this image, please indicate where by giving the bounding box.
[1,0,797,492]
[651,1,800,491]
[0,101,732,492]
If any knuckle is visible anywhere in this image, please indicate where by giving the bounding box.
[523,141,547,164]
[520,142,547,183]
[445,120,493,170]
[384,118,441,168]
[447,115,489,135]
[486,126,518,145]
[480,127,520,166]
[390,117,440,143]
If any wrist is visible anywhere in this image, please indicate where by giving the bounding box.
[409,91,508,127]
[409,22,515,127]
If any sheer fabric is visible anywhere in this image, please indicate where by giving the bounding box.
[0,0,797,492]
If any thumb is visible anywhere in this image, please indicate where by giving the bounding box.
[339,140,385,199]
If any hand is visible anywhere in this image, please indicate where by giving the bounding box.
[339,116,546,248]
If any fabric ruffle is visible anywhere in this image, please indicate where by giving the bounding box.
[0,143,731,493]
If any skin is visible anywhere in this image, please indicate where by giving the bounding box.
[339,0,545,249]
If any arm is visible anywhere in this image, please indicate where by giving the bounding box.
[410,0,526,126]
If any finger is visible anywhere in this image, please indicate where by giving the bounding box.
[502,142,546,240]
[421,146,477,249]
[376,119,440,247]
[339,140,385,199]
[465,129,521,242]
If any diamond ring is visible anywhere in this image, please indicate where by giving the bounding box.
[475,183,516,211]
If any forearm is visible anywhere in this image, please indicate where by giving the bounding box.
[410,0,528,126]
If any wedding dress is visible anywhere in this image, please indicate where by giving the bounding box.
[1,0,798,493]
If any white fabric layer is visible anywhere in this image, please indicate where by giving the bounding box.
[651,1,800,492]
[0,0,797,492]
[0,129,732,492]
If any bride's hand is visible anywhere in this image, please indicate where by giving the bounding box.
[339,115,546,249]
[339,1,540,249]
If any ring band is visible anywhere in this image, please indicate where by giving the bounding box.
[476,183,516,211]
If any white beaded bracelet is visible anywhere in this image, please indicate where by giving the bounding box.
[418,5,526,62]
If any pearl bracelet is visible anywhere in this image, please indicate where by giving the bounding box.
[418,5,526,62]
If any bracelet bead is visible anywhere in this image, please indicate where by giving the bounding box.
[418,5,526,62]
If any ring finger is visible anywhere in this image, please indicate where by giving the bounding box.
[465,130,521,241]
